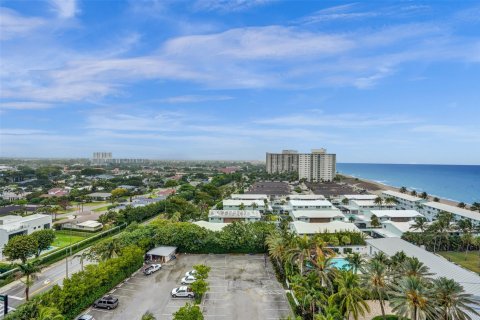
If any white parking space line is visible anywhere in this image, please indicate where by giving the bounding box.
[7,295,24,301]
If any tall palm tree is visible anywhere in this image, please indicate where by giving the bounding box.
[384,197,398,206]
[420,192,428,200]
[330,271,370,320]
[266,231,290,267]
[345,253,365,274]
[18,262,40,301]
[372,251,390,265]
[461,233,474,260]
[287,235,313,275]
[411,190,418,196]
[310,255,337,290]
[431,277,480,320]
[73,251,91,271]
[401,257,433,279]
[400,186,407,193]
[412,216,428,233]
[389,276,437,320]
[458,202,467,209]
[374,197,384,207]
[362,259,389,320]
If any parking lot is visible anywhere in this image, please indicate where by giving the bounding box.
[82,254,292,320]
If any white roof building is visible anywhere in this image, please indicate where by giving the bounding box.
[289,200,334,210]
[208,210,261,223]
[288,194,325,200]
[366,237,480,315]
[290,210,345,223]
[0,214,52,259]
[290,221,360,235]
[369,210,423,220]
[230,194,268,201]
[420,201,480,224]
[342,195,378,200]
[381,190,425,210]
[223,199,266,207]
[193,221,229,232]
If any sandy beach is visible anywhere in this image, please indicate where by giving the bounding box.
[339,173,465,207]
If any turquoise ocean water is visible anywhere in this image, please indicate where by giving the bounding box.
[337,163,480,204]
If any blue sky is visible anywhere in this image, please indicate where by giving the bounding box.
[1,0,479,164]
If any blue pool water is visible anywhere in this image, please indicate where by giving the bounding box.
[331,258,351,270]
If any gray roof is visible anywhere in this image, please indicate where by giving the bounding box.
[146,246,177,257]
[366,238,480,300]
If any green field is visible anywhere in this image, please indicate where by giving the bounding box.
[52,231,90,248]
[92,205,111,212]
[438,251,480,274]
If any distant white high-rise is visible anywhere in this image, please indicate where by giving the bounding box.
[92,152,112,164]
[266,148,336,182]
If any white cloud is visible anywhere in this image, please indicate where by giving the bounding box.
[49,0,79,19]
[255,111,418,127]
[0,8,46,40]
[411,125,480,142]
[158,95,233,104]
[0,128,48,135]
[0,102,54,110]
[193,0,272,12]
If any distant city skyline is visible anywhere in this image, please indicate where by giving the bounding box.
[1,1,479,164]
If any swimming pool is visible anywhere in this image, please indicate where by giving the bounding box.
[331,258,351,270]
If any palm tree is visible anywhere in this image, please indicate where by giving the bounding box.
[400,186,407,193]
[348,216,355,223]
[239,202,246,210]
[330,271,370,320]
[384,197,398,206]
[370,214,381,228]
[18,262,40,301]
[461,233,474,260]
[411,190,418,196]
[431,277,480,320]
[341,198,349,205]
[401,257,433,279]
[471,202,480,212]
[362,259,389,320]
[37,307,65,320]
[389,276,437,320]
[266,231,291,270]
[310,255,337,290]
[287,235,313,275]
[374,197,384,207]
[412,216,428,233]
[458,202,467,208]
[73,251,91,271]
[420,191,428,199]
[433,197,440,202]
[345,253,365,274]
[372,251,390,265]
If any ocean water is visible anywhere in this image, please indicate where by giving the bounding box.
[337,163,480,204]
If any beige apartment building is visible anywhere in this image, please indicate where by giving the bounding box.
[266,148,336,182]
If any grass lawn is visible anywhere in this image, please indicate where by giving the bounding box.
[92,205,111,212]
[71,201,107,207]
[438,251,480,274]
[52,231,89,248]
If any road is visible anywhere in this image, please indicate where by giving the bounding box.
[0,251,93,315]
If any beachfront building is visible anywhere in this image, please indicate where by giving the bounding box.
[338,194,378,204]
[376,221,419,238]
[381,190,425,210]
[208,210,261,223]
[290,209,346,223]
[266,150,299,174]
[0,214,52,259]
[230,194,268,201]
[222,199,269,212]
[420,201,480,226]
[347,199,396,215]
[266,148,336,182]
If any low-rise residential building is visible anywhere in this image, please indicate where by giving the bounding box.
[369,210,422,223]
[288,200,334,211]
[222,199,268,212]
[230,194,268,201]
[87,192,111,201]
[375,221,418,238]
[348,200,396,215]
[208,210,261,223]
[56,212,103,231]
[381,190,425,210]
[288,194,325,201]
[0,214,52,259]
[193,221,229,231]
[290,210,345,223]
[290,221,360,235]
[420,201,480,226]
[47,188,69,197]
[0,191,30,201]
[339,194,378,204]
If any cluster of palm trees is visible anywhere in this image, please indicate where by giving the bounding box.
[406,212,480,255]
[266,230,479,320]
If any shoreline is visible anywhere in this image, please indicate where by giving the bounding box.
[338,173,465,208]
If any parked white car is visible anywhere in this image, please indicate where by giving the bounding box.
[171,286,194,298]
[185,270,197,277]
[181,275,197,284]
[144,264,162,275]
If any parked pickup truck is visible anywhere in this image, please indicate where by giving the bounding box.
[171,286,195,298]
[144,264,161,275]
